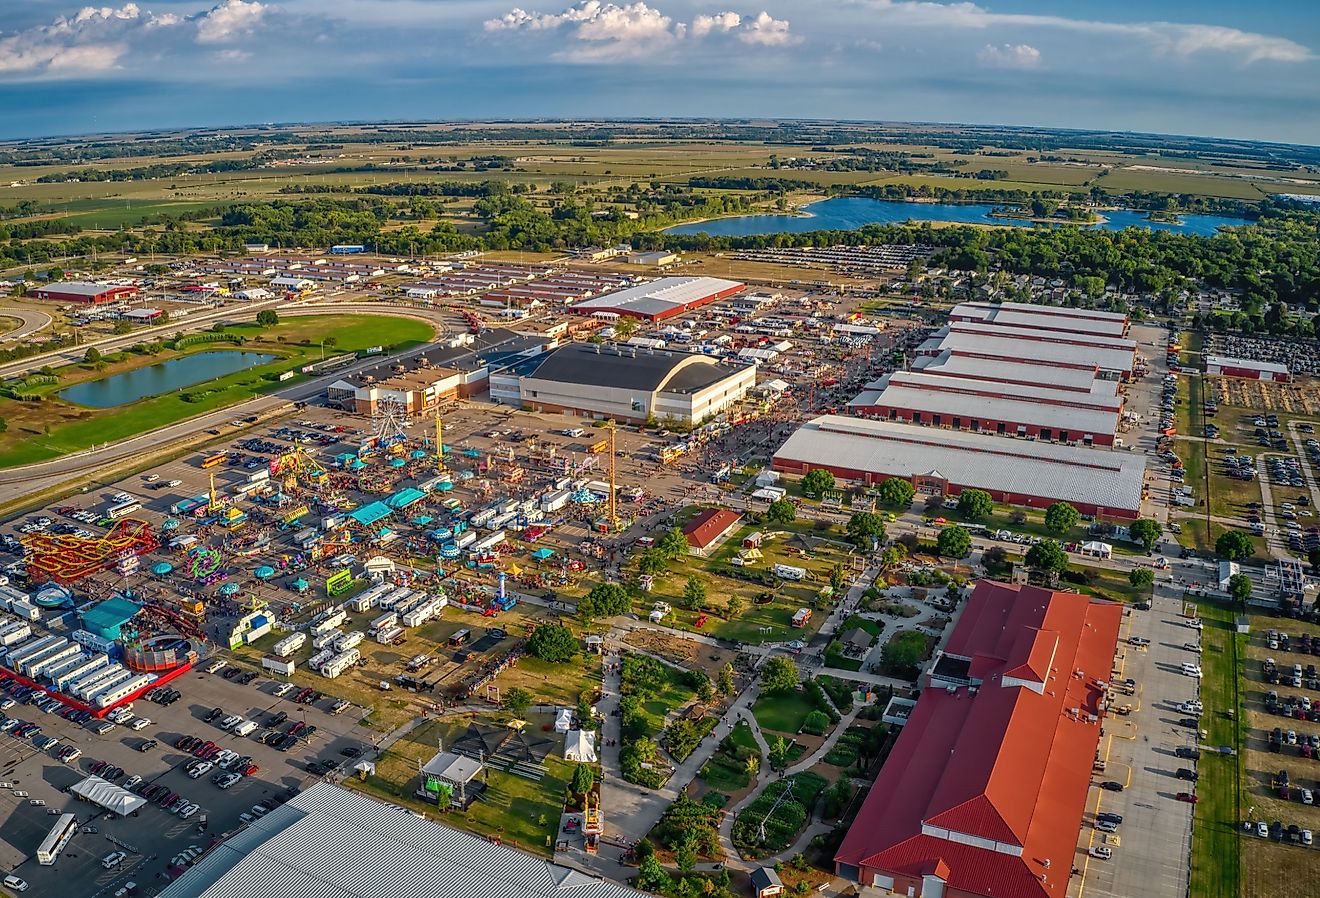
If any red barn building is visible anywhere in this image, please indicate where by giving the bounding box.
[682,507,742,556]
[835,581,1122,898]
[30,282,138,305]
[1204,355,1290,383]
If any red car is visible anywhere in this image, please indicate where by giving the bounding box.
[1175,792,1199,803]
[241,763,259,776]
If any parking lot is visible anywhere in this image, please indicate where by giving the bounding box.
[1071,585,1198,898]
[0,664,375,896]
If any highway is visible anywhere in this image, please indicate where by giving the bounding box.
[0,300,466,507]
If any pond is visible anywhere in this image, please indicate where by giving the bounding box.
[663,196,1249,237]
[59,351,276,408]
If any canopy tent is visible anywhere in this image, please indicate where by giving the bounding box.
[71,775,146,816]
[531,548,555,561]
[254,565,277,580]
[1079,540,1113,559]
[151,562,174,576]
[349,502,392,527]
[390,458,407,468]
[563,729,597,763]
[410,449,429,459]
[436,481,455,491]
[162,519,180,530]
[554,708,572,733]
[290,578,310,592]
[410,515,433,526]
[387,488,426,510]
[218,582,241,597]
[506,564,523,578]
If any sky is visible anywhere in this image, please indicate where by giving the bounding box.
[0,0,1318,144]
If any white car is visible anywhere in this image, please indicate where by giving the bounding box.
[130,717,151,731]
[2,875,27,892]
[167,480,182,487]
[177,802,200,819]
[1088,845,1112,859]
[1181,664,1203,678]
[188,761,214,779]
[144,474,160,483]
[101,850,127,869]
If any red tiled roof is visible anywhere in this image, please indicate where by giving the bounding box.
[682,508,741,549]
[836,582,1122,898]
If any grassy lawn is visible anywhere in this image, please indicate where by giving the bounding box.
[348,716,570,857]
[0,314,433,467]
[752,690,816,736]
[491,655,602,708]
[1067,563,1152,604]
[1189,600,1243,898]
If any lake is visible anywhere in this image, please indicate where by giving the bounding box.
[663,196,1248,237]
[59,351,276,408]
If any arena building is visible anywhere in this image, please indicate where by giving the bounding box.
[570,276,744,321]
[847,370,1124,446]
[916,322,1137,379]
[773,416,1147,518]
[835,581,1122,898]
[30,282,138,305]
[498,342,755,425]
[949,301,1130,338]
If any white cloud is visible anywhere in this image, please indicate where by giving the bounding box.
[486,3,797,59]
[0,3,182,77]
[195,0,268,44]
[862,0,1312,64]
[738,11,797,47]
[977,42,1040,69]
[692,12,740,38]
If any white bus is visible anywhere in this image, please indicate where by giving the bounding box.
[107,500,142,520]
[37,813,77,865]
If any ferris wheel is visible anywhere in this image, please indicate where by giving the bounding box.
[371,398,411,447]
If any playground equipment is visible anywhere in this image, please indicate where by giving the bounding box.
[22,519,160,583]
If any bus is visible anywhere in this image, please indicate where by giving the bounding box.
[37,813,77,865]
[201,452,228,469]
[107,500,142,520]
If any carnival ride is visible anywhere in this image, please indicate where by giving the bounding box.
[22,519,160,583]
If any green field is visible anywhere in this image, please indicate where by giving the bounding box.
[0,314,433,467]
[1188,601,1243,898]
[752,690,816,736]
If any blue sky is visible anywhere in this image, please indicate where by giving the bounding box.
[1,0,1318,144]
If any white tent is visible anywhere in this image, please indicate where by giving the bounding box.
[1079,540,1113,559]
[554,708,572,733]
[71,775,146,816]
[563,730,597,763]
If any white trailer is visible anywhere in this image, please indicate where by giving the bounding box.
[310,609,347,635]
[262,656,296,676]
[246,469,271,485]
[347,593,372,612]
[55,655,110,692]
[308,648,334,671]
[333,631,364,652]
[370,612,398,633]
[27,645,84,680]
[62,659,116,695]
[10,601,40,622]
[320,647,360,679]
[313,630,342,650]
[73,666,130,701]
[402,605,434,628]
[7,635,64,668]
[17,642,73,677]
[272,632,307,658]
[453,531,477,550]
[375,625,404,645]
[92,673,154,709]
[0,621,31,647]
[471,531,506,554]
[773,563,807,581]
[45,655,90,685]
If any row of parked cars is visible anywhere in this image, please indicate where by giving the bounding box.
[174,734,261,776]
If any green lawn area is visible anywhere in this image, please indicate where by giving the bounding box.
[0,314,433,467]
[346,716,571,858]
[752,690,816,736]
[1067,563,1152,604]
[727,719,761,753]
[1188,600,1243,898]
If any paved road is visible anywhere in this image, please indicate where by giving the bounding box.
[0,307,51,342]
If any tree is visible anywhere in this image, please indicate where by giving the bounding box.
[681,575,707,611]
[801,469,835,497]
[760,656,799,695]
[613,316,639,339]
[725,595,744,619]
[1044,502,1080,535]
[956,489,993,520]
[1025,539,1069,574]
[1216,530,1255,561]
[765,498,796,525]
[584,582,630,618]
[878,478,915,507]
[829,564,846,594]
[636,856,673,893]
[1310,546,1320,572]
[936,525,972,560]
[768,735,790,769]
[693,673,715,703]
[717,662,735,696]
[527,623,578,662]
[846,511,886,551]
[83,346,101,364]
[675,842,697,874]
[637,549,668,576]
[570,762,595,802]
[255,309,279,327]
[501,687,532,718]
[1129,518,1163,553]
[657,527,689,560]
[1129,568,1155,588]
[433,781,453,807]
[1228,572,1253,608]
[881,631,927,676]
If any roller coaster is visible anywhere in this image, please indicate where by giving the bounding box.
[22,518,160,584]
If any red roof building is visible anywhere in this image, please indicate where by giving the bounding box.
[682,507,742,556]
[30,282,138,305]
[835,581,1122,898]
